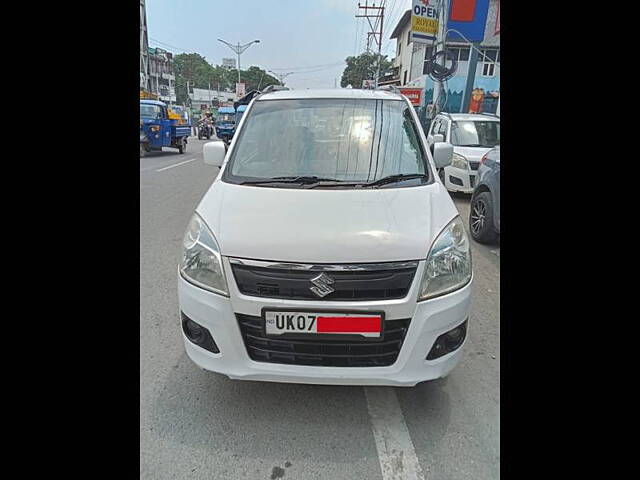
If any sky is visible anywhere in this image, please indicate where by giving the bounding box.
[146,0,411,90]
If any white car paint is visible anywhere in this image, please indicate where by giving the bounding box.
[178,88,472,386]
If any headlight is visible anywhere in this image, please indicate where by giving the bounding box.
[451,153,468,170]
[179,213,229,296]
[418,216,472,301]
[150,125,161,132]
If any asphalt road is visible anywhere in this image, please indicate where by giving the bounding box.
[140,138,500,480]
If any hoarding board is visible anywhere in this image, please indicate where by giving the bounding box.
[235,82,246,98]
[400,87,423,106]
[447,0,490,42]
[411,0,439,44]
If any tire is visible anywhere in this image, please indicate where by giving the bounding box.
[140,143,146,158]
[438,167,445,184]
[469,191,498,244]
[178,139,186,154]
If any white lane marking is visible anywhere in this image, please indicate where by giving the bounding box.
[156,157,196,172]
[365,387,425,480]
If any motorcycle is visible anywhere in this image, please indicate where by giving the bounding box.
[197,119,212,140]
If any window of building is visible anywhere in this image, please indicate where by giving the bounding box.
[397,40,402,57]
[422,46,434,75]
[403,70,408,85]
[481,62,496,77]
[480,48,498,63]
[458,47,470,61]
[407,31,411,45]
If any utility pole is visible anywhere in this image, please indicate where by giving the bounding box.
[218,39,260,85]
[432,0,448,116]
[356,1,385,87]
[268,70,295,86]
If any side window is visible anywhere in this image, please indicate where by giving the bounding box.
[429,119,440,136]
[438,120,448,139]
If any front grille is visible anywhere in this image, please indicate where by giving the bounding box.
[230,261,418,301]
[237,314,411,367]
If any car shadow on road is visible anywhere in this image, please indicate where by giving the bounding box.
[148,353,453,470]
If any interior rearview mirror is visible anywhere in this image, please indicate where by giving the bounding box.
[433,142,453,169]
[203,141,226,167]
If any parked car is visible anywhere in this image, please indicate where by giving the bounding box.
[178,88,473,387]
[426,113,500,193]
[470,146,500,244]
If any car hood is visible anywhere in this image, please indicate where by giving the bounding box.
[196,180,458,263]
[453,146,494,162]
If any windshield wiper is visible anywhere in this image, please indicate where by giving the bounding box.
[364,173,428,188]
[240,176,345,185]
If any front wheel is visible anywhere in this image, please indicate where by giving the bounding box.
[178,139,186,154]
[469,191,498,244]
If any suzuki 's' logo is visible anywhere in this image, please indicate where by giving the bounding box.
[309,273,335,298]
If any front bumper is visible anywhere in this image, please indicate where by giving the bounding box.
[444,166,476,194]
[178,259,472,387]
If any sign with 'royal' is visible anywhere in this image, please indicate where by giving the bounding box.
[411,0,439,44]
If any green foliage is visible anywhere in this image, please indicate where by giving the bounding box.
[340,52,393,88]
[173,53,280,104]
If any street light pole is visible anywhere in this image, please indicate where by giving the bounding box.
[268,70,295,86]
[217,38,260,85]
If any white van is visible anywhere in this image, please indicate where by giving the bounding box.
[177,88,473,386]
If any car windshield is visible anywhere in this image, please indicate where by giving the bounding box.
[140,104,161,119]
[451,120,500,147]
[223,98,429,187]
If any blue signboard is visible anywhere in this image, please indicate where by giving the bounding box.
[446,0,490,42]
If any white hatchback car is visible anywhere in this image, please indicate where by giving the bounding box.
[178,88,473,387]
[426,113,500,194]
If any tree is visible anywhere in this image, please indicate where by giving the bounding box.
[340,52,393,88]
[173,53,280,104]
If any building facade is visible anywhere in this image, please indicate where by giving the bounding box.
[140,0,149,91]
[148,47,176,103]
[388,0,500,114]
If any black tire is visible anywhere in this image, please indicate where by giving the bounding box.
[140,143,146,158]
[178,139,186,154]
[469,191,498,244]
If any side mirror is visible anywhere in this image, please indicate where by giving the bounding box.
[203,141,226,167]
[433,142,453,169]
[432,134,444,143]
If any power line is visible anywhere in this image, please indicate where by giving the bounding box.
[149,37,192,53]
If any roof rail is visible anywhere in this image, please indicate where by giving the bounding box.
[376,85,401,93]
[233,90,261,110]
[261,85,290,93]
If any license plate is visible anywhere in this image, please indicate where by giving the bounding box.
[263,310,383,338]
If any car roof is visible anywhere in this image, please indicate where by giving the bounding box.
[257,88,405,102]
[438,112,499,122]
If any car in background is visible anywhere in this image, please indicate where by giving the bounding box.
[469,146,500,244]
[426,113,500,194]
